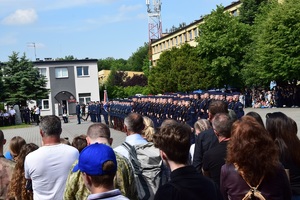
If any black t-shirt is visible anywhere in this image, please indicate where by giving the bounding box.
[202,141,228,187]
[154,166,222,200]
[280,155,300,195]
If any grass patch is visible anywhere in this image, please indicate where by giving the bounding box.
[0,123,34,130]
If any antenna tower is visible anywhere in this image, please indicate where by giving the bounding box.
[146,0,162,67]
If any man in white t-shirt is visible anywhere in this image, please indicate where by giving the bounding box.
[34,105,40,125]
[25,115,79,200]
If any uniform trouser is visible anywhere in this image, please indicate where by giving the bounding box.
[102,112,108,125]
[97,114,101,122]
[35,114,40,125]
[85,113,90,120]
[77,114,81,124]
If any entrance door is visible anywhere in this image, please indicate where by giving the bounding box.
[61,100,68,115]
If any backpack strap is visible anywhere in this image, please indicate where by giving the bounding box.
[122,142,152,200]
[122,142,141,172]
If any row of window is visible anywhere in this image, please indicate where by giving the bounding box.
[38,66,89,78]
[38,66,90,110]
[152,28,199,54]
[40,93,91,110]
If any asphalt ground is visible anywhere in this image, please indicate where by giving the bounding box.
[2,107,300,153]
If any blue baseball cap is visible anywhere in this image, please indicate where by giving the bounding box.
[74,143,117,176]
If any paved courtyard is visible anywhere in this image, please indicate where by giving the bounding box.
[2,107,300,153]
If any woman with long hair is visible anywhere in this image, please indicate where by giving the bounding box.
[5,136,26,161]
[189,119,211,162]
[7,143,39,200]
[220,116,291,199]
[141,116,155,142]
[266,112,300,199]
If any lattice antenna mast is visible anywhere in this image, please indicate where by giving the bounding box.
[146,0,162,41]
[146,0,162,67]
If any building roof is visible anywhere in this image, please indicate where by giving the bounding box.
[151,0,241,45]
[34,59,98,66]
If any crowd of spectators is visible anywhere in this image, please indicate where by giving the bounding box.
[243,85,300,109]
[0,101,299,199]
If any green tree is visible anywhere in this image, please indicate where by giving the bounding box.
[242,0,300,86]
[97,57,127,71]
[239,0,268,25]
[2,52,49,105]
[148,44,203,93]
[142,57,151,77]
[196,5,251,89]
[126,43,149,71]
[148,50,176,94]
[56,55,77,60]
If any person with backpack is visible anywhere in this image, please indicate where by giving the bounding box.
[114,113,148,159]
[220,116,291,200]
[114,113,166,200]
[153,122,222,200]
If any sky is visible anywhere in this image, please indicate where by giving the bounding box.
[0,0,235,62]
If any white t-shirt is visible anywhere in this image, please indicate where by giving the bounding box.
[35,107,40,115]
[25,144,79,200]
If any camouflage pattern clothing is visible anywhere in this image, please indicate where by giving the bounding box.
[63,152,138,200]
[0,157,16,200]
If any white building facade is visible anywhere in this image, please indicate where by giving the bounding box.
[33,59,100,116]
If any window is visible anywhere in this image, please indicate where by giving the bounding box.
[38,68,46,77]
[77,66,89,77]
[194,28,198,38]
[231,10,238,16]
[176,37,178,45]
[55,68,68,78]
[189,31,193,40]
[42,99,49,109]
[79,93,91,105]
[180,35,182,43]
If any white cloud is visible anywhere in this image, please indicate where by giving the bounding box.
[84,4,143,26]
[2,8,38,25]
[118,4,143,13]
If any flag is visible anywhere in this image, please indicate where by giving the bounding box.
[104,90,108,103]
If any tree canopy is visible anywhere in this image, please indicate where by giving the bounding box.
[2,52,49,105]
[196,5,251,89]
[239,0,268,25]
[242,0,300,86]
[148,44,203,93]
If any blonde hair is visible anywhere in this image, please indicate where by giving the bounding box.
[142,116,155,142]
[194,119,211,135]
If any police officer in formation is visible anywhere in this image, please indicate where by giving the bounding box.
[108,91,245,130]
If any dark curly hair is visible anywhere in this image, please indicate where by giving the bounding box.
[226,116,279,186]
[8,143,39,200]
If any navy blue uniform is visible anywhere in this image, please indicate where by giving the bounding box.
[233,101,244,119]
[76,104,81,124]
[96,103,102,122]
